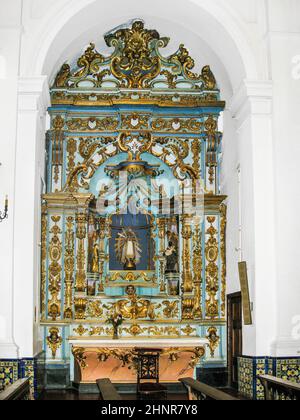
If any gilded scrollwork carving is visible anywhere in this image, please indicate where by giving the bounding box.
[122,324,147,337]
[73,325,88,337]
[75,213,88,292]
[107,271,156,285]
[40,206,47,318]
[181,325,196,337]
[192,220,203,319]
[51,116,65,186]
[74,298,87,320]
[121,113,149,130]
[67,138,77,176]
[104,293,158,321]
[151,118,202,133]
[205,217,219,319]
[48,216,62,321]
[72,347,87,369]
[52,21,219,95]
[206,327,220,358]
[152,137,198,180]
[182,298,195,320]
[220,204,227,318]
[181,217,193,294]
[162,300,179,318]
[64,137,118,192]
[64,216,75,319]
[204,115,222,186]
[87,300,103,319]
[46,327,62,359]
[192,139,201,180]
[66,117,119,132]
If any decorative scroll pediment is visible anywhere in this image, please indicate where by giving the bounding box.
[52,20,219,106]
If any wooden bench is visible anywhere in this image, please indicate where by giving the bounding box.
[97,378,122,400]
[0,379,31,401]
[258,375,300,400]
[180,378,238,401]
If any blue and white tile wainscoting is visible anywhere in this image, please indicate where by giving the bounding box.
[238,356,300,400]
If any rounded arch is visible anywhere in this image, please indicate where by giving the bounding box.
[23,0,260,95]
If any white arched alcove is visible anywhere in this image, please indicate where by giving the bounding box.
[6,0,278,361]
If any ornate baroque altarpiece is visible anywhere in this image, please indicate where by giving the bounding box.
[41,20,227,385]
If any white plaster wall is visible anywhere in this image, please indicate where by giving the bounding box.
[0,0,299,360]
[267,0,300,357]
[0,0,22,358]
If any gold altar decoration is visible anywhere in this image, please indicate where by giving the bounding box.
[64,134,203,194]
[87,300,103,319]
[75,213,87,292]
[74,298,87,320]
[206,327,220,358]
[64,216,75,319]
[67,138,77,177]
[73,325,88,337]
[72,347,87,369]
[48,216,62,321]
[205,217,219,319]
[42,20,228,383]
[40,206,47,319]
[121,113,149,130]
[192,138,201,180]
[220,204,227,318]
[51,116,64,186]
[182,298,195,321]
[151,118,202,133]
[204,115,221,185]
[192,219,203,319]
[47,327,62,359]
[104,288,157,321]
[72,346,205,371]
[66,117,118,132]
[53,21,217,94]
[181,216,193,294]
[106,271,157,286]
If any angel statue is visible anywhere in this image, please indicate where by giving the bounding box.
[115,228,142,270]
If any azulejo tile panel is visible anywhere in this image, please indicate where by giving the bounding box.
[275,358,300,383]
[0,353,45,399]
[0,360,19,391]
[238,356,300,400]
[238,357,254,399]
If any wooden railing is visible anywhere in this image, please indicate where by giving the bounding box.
[0,379,31,401]
[258,375,300,400]
[97,378,122,400]
[179,378,238,401]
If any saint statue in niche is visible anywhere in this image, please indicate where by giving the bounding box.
[115,228,142,270]
[91,232,100,274]
[164,230,179,274]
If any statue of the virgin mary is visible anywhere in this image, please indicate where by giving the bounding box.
[115,228,142,270]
